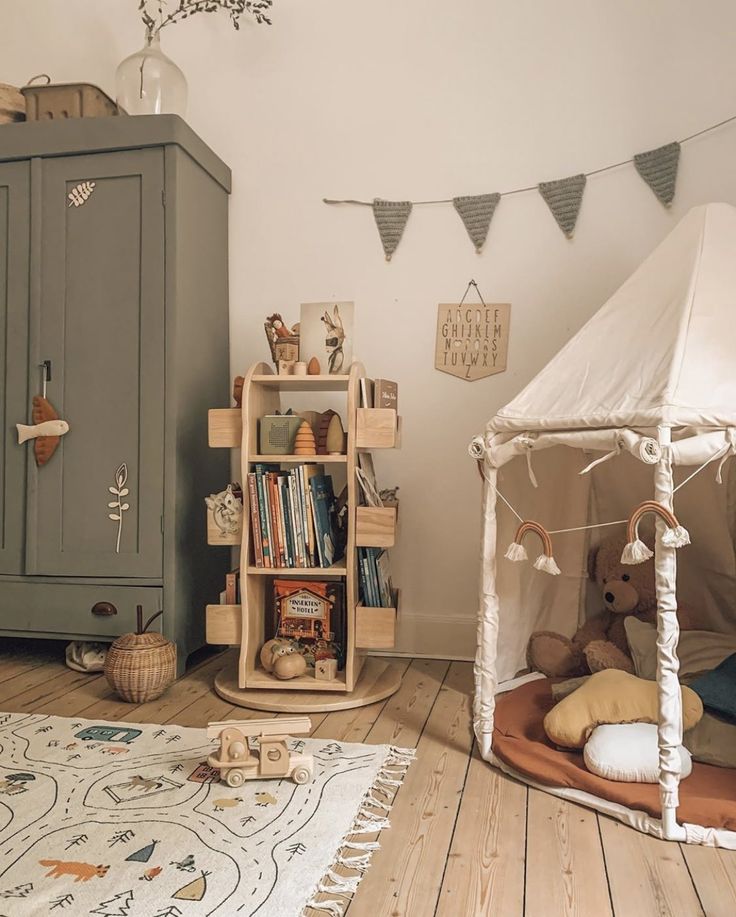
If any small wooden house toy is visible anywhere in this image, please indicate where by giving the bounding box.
[207,716,314,787]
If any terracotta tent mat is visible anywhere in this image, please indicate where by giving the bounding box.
[493,678,736,831]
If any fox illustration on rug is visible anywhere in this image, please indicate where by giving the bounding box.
[39,860,110,882]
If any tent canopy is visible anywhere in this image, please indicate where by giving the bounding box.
[474,203,736,849]
[492,203,736,432]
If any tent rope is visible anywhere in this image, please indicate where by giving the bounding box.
[472,436,735,536]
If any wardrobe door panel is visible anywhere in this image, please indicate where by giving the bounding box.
[0,161,30,576]
[29,149,165,578]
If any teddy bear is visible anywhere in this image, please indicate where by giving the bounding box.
[526,533,697,678]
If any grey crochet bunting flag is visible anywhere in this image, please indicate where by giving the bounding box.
[372,199,412,261]
[538,173,587,239]
[452,193,501,252]
[634,141,680,207]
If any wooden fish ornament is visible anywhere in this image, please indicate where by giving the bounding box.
[16,396,69,465]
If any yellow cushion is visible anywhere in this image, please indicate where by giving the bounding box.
[544,669,704,749]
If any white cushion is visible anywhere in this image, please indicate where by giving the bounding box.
[625,617,736,681]
[584,723,692,783]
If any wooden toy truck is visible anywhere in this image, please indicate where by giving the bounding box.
[207,716,314,787]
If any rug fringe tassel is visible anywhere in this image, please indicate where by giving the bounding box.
[304,897,346,916]
[300,744,415,916]
[322,869,363,893]
[342,840,381,851]
[336,852,372,870]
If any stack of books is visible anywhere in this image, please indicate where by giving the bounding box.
[358,547,394,607]
[248,463,343,568]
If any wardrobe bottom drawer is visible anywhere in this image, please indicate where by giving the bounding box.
[0,581,163,640]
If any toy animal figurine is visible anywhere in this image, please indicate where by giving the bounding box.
[264,314,299,366]
[16,396,69,466]
[321,304,346,373]
[204,484,243,537]
[207,717,314,788]
[233,375,244,407]
[260,638,308,679]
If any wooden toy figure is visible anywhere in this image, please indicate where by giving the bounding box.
[207,717,314,788]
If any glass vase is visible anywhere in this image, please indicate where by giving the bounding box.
[115,31,187,116]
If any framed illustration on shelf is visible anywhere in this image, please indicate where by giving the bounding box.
[299,302,354,374]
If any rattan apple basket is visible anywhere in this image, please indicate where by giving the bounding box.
[104,606,176,703]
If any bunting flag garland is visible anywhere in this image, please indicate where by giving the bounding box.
[634,141,681,207]
[452,193,501,252]
[372,199,412,261]
[537,173,587,238]
[323,112,736,259]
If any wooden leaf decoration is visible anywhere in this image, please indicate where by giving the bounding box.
[67,181,96,208]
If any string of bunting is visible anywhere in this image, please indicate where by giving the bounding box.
[324,113,736,260]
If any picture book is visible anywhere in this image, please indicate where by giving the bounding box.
[272,579,346,667]
[374,378,398,410]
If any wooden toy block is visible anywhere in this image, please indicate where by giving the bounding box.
[315,658,338,681]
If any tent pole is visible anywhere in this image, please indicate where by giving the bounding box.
[654,424,687,841]
[475,458,500,761]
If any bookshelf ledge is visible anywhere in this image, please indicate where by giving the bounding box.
[248,454,348,463]
[246,564,348,576]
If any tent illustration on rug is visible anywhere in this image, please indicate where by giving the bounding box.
[472,202,736,850]
[173,871,210,902]
[126,840,158,863]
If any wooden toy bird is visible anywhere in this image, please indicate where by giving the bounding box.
[16,396,69,466]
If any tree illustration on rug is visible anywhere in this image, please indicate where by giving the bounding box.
[0,882,33,898]
[49,893,74,910]
[90,889,134,916]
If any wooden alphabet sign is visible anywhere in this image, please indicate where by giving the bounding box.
[435,302,510,381]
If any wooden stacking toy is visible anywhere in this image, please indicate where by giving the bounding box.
[294,420,317,455]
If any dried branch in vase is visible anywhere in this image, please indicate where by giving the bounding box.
[139,0,274,38]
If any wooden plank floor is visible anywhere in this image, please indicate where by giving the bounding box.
[1,637,734,916]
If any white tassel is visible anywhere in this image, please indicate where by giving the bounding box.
[321,869,363,894]
[353,815,392,832]
[336,853,372,870]
[305,897,346,916]
[533,554,561,576]
[342,840,380,851]
[362,790,392,811]
[621,539,654,564]
[504,542,528,562]
[661,525,690,548]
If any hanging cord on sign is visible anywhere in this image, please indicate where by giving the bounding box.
[324,112,736,207]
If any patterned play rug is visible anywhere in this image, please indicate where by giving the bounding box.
[0,712,413,916]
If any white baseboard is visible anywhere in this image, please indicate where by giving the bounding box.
[382,612,475,661]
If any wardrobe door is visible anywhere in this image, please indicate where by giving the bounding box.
[27,149,165,578]
[0,161,30,575]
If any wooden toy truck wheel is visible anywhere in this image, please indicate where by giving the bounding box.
[292,764,312,785]
[226,769,245,788]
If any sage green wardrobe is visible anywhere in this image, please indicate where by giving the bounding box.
[0,115,231,673]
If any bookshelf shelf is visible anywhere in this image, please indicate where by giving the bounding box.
[251,373,351,391]
[248,454,347,464]
[205,360,402,713]
[246,563,348,577]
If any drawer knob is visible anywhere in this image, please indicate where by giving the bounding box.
[91,601,117,617]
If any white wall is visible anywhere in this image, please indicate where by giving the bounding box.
[5,0,736,657]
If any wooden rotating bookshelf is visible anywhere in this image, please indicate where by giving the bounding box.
[205,361,402,712]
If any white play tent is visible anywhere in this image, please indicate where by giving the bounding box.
[471,202,736,847]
